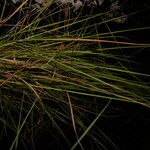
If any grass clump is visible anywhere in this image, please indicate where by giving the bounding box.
[0,0,150,149]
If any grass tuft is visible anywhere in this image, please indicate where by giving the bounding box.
[0,1,150,149]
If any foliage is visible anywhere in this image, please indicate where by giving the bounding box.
[0,0,150,149]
